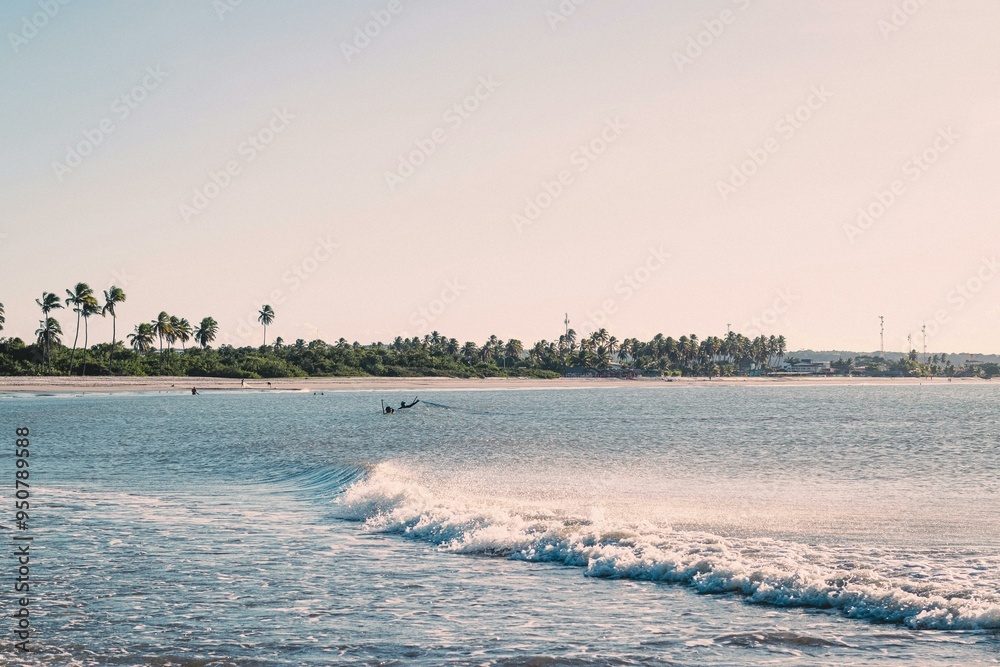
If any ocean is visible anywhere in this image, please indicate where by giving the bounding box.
[2,384,999,665]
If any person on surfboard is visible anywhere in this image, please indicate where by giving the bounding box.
[399,398,419,409]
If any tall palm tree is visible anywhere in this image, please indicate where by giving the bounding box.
[0,301,5,333]
[194,317,219,348]
[174,318,192,349]
[607,336,619,362]
[128,323,155,362]
[80,297,102,376]
[36,292,63,372]
[258,305,275,346]
[102,286,126,375]
[776,335,787,367]
[35,318,63,366]
[64,282,95,375]
[167,315,181,351]
[151,311,172,374]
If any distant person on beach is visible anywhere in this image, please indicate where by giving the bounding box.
[241,379,245,388]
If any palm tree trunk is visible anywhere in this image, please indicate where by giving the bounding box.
[82,318,89,376]
[158,335,164,374]
[109,316,116,376]
[69,310,81,375]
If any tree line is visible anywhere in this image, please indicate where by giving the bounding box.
[0,284,797,378]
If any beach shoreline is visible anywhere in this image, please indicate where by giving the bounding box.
[0,374,991,394]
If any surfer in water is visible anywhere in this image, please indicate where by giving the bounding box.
[382,398,418,413]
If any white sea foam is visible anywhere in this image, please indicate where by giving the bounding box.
[335,463,1000,630]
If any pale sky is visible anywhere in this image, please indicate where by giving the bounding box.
[2,1,998,352]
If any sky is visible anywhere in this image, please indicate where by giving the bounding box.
[1,0,998,353]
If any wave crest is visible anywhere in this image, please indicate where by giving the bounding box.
[334,463,1000,630]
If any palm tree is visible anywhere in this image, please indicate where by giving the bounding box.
[461,341,478,364]
[0,301,4,333]
[80,297,102,376]
[617,338,632,365]
[36,292,63,371]
[128,323,155,362]
[174,318,192,349]
[776,335,787,367]
[64,282,95,375]
[504,339,524,367]
[594,344,611,368]
[167,316,180,350]
[575,338,593,367]
[35,318,62,365]
[151,312,172,374]
[258,305,275,346]
[102,286,126,375]
[194,317,219,348]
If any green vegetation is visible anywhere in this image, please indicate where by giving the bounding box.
[0,286,791,378]
[830,352,1000,379]
[1,288,994,380]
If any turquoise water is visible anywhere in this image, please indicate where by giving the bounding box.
[2,385,999,665]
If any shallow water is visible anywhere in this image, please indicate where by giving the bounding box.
[2,385,999,665]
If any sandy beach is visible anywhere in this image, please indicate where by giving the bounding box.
[0,374,991,394]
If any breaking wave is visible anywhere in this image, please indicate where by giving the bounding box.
[334,463,1000,630]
